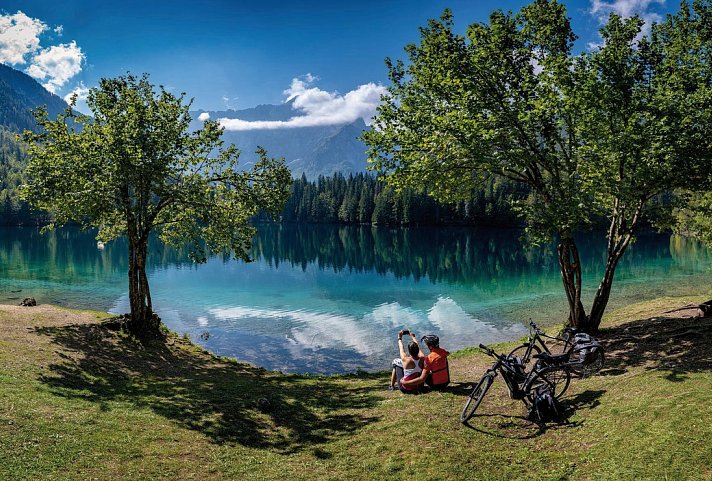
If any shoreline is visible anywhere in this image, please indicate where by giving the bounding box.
[3,288,709,376]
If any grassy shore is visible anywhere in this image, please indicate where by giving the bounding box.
[1,296,711,481]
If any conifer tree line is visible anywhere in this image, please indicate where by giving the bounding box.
[274,172,528,226]
[0,128,46,225]
[0,132,525,228]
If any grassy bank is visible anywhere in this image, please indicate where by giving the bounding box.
[0,296,711,481]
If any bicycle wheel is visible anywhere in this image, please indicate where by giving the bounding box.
[461,372,495,423]
[524,365,571,402]
[570,350,605,378]
[508,344,541,365]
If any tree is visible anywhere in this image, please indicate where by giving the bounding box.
[364,1,712,331]
[672,191,712,248]
[21,74,291,336]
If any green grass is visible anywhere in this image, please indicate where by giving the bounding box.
[0,298,711,481]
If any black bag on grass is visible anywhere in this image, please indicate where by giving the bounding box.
[528,385,563,424]
[572,333,604,366]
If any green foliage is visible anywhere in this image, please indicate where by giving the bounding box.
[673,191,712,247]
[364,0,712,328]
[364,3,591,243]
[274,172,526,226]
[21,73,291,262]
[20,74,291,333]
[0,127,47,225]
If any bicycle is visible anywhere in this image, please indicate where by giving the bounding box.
[508,320,576,365]
[460,343,572,424]
[509,321,605,378]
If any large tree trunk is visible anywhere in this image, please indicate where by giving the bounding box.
[127,232,159,337]
[587,198,645,331]
[588,253,623,330]
[557,237,592,330]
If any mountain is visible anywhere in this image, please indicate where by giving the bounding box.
[0,62,372,180]
[0,63,69,133]
[191,103,370,179]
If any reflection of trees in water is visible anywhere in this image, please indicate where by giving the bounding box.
[253,224,534,284]
[0,226,707,289]
[0,227,194,283]
[669,235,712,272]
[251,225,711,288]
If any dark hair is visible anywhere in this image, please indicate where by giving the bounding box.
[421,334,440,348]
[408,341,420,358]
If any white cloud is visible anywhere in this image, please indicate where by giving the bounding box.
[0,11,47,65]
[26,40,84,93]
[219,74,387,131]
[63,81,89,104]
[588,0,666,47]
[530,53,544,76]
[53,25,63,36]
[590,0,665,20]
[198,112,210,122]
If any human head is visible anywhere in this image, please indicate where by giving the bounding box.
[408,341,420,358]
[421,334,439,350]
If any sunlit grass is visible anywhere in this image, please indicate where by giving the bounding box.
[0,298,710,480]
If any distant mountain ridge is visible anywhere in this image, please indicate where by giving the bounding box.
[0,63,68,133]
[0,63,370,180]
[191,103,370,180]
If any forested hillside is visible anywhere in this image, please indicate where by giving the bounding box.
[0,128,47,225]
[0,63,68,134]
[0,64,68,225]
[275,173,527,226]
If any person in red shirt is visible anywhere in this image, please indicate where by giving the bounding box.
[399,333,450,391]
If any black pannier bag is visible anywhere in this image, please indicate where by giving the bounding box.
[528,385,564,424]
[571,333,604,366]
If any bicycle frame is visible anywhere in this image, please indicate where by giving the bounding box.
[516,320,574,363]
[482,346,562,401]
[461,343,573,423]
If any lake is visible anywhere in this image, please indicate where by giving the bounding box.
[0,224,710,373]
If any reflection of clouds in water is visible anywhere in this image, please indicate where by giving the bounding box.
[363,302,426,331]
[428,296,527,345]
[210,302,429,358]
[204,298,527,372]
[210,306,372,354]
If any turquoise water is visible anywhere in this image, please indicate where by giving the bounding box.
[0,224,710,373]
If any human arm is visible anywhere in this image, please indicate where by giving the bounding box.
[409,332,426,359]
[398,330,408,362]
[400,365,430,388]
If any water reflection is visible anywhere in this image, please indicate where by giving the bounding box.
[252,224,561,284]
[0,225,709,373]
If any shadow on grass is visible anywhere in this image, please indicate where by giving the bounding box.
[34,322,381,453]
[599,314,712,382]
[461,389,605,439]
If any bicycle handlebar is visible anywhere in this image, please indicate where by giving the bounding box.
[479,344,507,362]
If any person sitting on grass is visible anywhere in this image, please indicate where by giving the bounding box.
[398,333,450,392]
[389,329,425,394]
[420,334,450,389]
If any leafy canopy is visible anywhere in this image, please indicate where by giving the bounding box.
[365,0,712,244]
[21,74,291,262]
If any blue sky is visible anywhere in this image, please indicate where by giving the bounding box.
[1,0,675,128]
